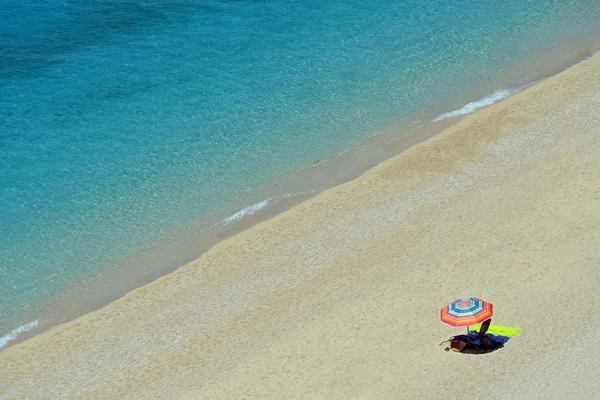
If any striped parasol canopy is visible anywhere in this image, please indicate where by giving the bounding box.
[440,297,493,327]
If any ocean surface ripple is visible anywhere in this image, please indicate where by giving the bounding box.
[1,0,599,337]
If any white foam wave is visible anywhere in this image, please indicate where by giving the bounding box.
[433,88,517,122]
[0,320,38,348]
[220,199,271,225]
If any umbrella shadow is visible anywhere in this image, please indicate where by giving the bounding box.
[440,331,512,355]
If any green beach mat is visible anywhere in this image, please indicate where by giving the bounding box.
[472,324,521,337]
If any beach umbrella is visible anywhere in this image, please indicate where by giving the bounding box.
[440,297,493,333]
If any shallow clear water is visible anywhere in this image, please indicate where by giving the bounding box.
[1,0,599,337]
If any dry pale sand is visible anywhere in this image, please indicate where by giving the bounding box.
[3,52,600,399]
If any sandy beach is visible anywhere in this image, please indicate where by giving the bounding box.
[3,49,600,398]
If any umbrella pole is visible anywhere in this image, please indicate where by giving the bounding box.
[466,326,470,335]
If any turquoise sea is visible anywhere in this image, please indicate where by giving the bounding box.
[1,0,599,345]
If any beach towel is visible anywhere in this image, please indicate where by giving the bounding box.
[472,324,521,337]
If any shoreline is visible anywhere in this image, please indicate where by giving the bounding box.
[1,42,598,352]
[2,37,600,399]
